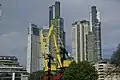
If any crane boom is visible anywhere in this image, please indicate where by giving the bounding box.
[40,31,48,70]
[52,34,62,68]
[40,24,72,72]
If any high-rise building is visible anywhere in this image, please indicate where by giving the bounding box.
[27,23,41,73]
[86,32,97,63]
[49,1,65,59]
[55,1,60,19]
[50,18,65,58]
[72,20,92,63]
[91,6,102,60]
[49,5,55,27]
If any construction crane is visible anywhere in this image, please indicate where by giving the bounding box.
[40,24,73,80]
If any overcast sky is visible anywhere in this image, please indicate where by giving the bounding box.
[0,0,120,66]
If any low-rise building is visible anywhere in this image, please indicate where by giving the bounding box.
[94,60,120,80]
[0,56,28,80]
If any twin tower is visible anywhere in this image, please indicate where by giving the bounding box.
[27,1,65,73]
[72,6,102,63]
[49,1,65,58]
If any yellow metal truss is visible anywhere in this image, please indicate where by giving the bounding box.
[40,24,73,72]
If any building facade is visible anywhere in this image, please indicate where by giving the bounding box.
[0,56,27,80]
[49,1,65,59]
[91,6,102,60]
[94,60,120,80]
[27,23,40,73]
[72,20,94,63]
[86,32,97,63]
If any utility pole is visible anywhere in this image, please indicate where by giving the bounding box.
[47,54,53,80]
[12,73,15,80]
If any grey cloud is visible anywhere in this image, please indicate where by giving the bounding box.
[0,31,27,65]
[0,0,56,66]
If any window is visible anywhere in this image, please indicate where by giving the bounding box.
[99,76,104,78]
[99,68,103,69]
[32,27,39,36]
[99,71,104,72]
[0,57,2,59]
[99,65,103,67]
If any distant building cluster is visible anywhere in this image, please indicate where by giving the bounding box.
[1,1,119,80]
[26,2,103,73]
[26,1,65,73]
[72,6,102,64]
[26,1,103,77]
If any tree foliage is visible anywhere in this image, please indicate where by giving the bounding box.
[28,70,44,80]
[61,61,98,80]
[111,44,120,66]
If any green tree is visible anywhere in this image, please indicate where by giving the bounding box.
[28,70,44,80]
[111,44,120,66]
[105,44,120,78]
[61,61,98,80]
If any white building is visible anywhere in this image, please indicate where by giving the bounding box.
[94,60,120,80]
[72,20,92,63]
[0,56,28,80]
[27,23,41,73]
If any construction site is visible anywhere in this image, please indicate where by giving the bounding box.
[40,2,73,79]
[40,24,73,80]
[26,1,74,80]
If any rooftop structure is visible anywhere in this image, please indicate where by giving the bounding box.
[94,60,120,80]
[0,56,28,80]
[72,20,96,63]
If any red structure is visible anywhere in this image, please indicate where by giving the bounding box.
[42,72,64,80]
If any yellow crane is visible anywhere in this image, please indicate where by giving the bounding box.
[40,24,73,72]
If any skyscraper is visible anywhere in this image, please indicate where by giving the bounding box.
[86,32,97,63]
[50,18,65,58]
[49,5,54,27]
[49,1,65,59]
[55,1,60,19]
[72,20,92,63]
[27,23,41,73]
[91,6,102,60]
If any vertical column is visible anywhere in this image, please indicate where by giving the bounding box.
[27,22,32,73]
[21,74,23,80]
[0,4,2,20]
[49,6,53,27]
[91,6,97,25]
[12,73,15,80]
[55,1,60,18]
